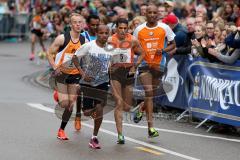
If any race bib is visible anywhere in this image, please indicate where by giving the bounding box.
[111,48,131,64]
[33,22,41,29]
[62,54,74,68]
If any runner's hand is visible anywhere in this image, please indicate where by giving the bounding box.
[83,74,95,82]
[156,49,163,55]
[52,67,62,76]
[129,66,136,75]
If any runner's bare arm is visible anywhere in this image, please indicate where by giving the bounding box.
[72,55,85,76]
[40,17,47,27]
[47,34,64,70]
[132,38,145,68]
[163,40,176,53]
[73,44,93,82]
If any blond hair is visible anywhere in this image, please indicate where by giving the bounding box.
[132,16,146,24]
[69,12,85,24]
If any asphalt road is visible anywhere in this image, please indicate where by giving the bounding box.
[0,42,240,160]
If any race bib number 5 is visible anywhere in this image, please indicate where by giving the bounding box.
[111,48,131,64]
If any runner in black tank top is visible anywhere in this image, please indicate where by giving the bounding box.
[47,13,86,140]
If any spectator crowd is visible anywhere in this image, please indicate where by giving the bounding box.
[0,0,240,63]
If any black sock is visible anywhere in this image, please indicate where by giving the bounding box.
[76,96,82,118]
[60,109,72,130]
[60,121,67,130]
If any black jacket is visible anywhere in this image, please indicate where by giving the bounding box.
[175,32,194,55]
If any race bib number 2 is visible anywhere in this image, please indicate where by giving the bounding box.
[63,54,74,68]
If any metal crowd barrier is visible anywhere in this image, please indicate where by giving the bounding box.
[0,13,30,41]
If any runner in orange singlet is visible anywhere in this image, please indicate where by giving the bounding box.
[109,18,145,144]
[133,5,176,138]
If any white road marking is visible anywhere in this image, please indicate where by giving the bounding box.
[27,103,200,160]
[102,120,240,143]
[27,103,240,143]
[27,103,54,113]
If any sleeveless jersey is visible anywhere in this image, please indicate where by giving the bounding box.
[109,33,134,68]
[54,31,85,75]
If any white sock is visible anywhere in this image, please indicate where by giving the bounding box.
[92,135,97,139]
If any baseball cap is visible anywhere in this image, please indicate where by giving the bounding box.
[162,14,178,24]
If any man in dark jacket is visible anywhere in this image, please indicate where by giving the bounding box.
[171,17,195,55]
[162,14,188,48]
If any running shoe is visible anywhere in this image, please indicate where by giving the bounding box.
[148,128,159,138]
[38,51,47,59]
[117,134,125,144]
[89,137,101,149]
[57,129,69,140]
[133,110,143,123]
[53,90,59,103]
[74,117,81,131]
[29,53,35,61]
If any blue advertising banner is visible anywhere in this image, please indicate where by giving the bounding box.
[155,55,189,110]
[188,57,240,126]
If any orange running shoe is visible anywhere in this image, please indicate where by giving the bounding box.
[53,90,59,103]
[74,117,81,131]
[57,129,69,140]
